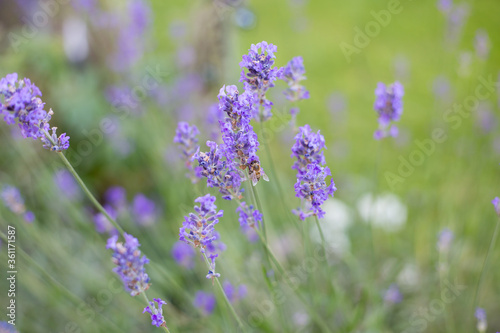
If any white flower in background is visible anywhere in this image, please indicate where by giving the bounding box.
[63,17,89,63]
[310,199,353,255]
[357,193,407,232]
[397,263,420,289]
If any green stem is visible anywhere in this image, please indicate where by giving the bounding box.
[202,253,246,331]
[472,216,500,317]
[253,227,333,333]
[313,215,327,251]
[247,178,267,241]
[42,130,124,234]
[57,152,125,234]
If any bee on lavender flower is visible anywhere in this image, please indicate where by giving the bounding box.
[248,158,268,186]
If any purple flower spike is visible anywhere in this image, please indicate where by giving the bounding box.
[0,73,69,151]
[193,291,216,316]
[291,125,336,220]
[218,85,267,186]
[93,205,118,235]
[282,56,310,103]
[104,186,127,211]
[132,193,157,226]
[194,141,243,200]
[236,201,262,230]
[291,124,326,174]
[1,185,34,222]
[174,121,203,183]
[179,195,224,279]
[143,298,167,328]
[106,232,150,296]
[239,41,283,122]
[373,81,404,140]
[179,194,223,254]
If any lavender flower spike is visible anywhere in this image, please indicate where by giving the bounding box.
[1,185,35,223]
[179,194,224,279]
[239,41,283,121]
[174,121,202,183]
[291,125,336,220]
[194,141,243,200]
[373,81,404,140]
[282,56,310,102]
[492,197,500,216]
[0,73,69,151]
[143,298,167,328]
[106,233,150,296]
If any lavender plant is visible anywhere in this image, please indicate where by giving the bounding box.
[373,81,404,139]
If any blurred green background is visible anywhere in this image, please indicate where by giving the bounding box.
[0,0,499,332]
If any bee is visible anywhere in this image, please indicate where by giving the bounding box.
[248,160,269,186]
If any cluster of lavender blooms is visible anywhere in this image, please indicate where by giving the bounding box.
[179,194,224,280]
[239,41,283,121]
[218,85,267,186]
[143,298,167,328]
[1,186,34,223]
[93,187,158,233]
[373,81,404,140]
[291,125,336,220]
[106,233,151,296]
[0,73,69,151]
[475,307,487,332]
[281,56,310,120]
[174,122,203,183]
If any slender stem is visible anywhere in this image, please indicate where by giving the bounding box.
[313,215,327,250]
[253,227,333,333]
[202,253,246,331]
[42,130,124,234]
[472,216,500,315]
[246,178,267,241]
[57,152,125,234]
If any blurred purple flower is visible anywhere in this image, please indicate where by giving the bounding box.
[104,186,127,212]
[437,228,454,253]
[93,205,118,235]
[174,122,202,183]
[475,102,496,133]
[171,241,196,269]
[384,284,403,304]
[475,307,487,332]
[0,321,18,333]
[1,185,34,223]
[54,170,81,201]
[193,291,216,316]
[373,81,404,140]
[492,197,500,216]
[132,194,157,226]
[432,75,452,104]
[474,29,490,60]
[223,280,248,304]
